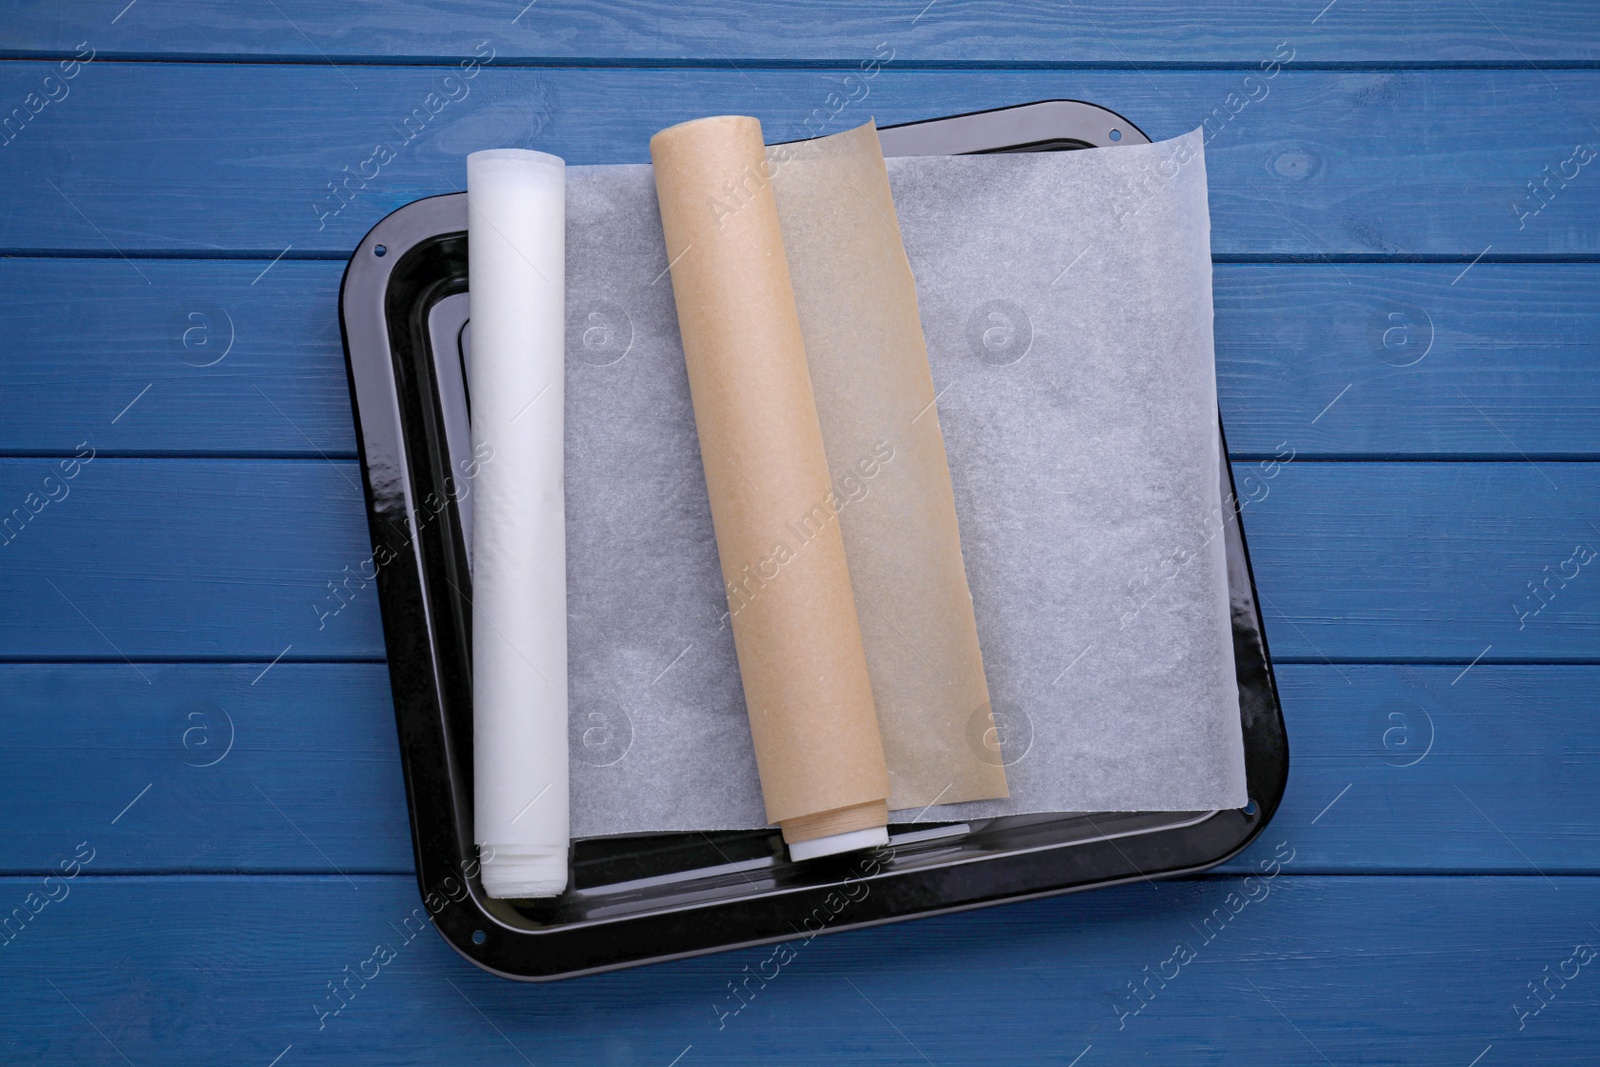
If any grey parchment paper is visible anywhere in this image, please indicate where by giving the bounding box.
[556,128,1247,836]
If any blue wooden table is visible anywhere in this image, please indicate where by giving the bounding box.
[2,2,1598,1063]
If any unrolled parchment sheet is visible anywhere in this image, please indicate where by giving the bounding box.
[556,126,1246,836]
[768,121,1008,811]
[645,115,890,844]
[466,149,569,897]
[889,128,1246,819]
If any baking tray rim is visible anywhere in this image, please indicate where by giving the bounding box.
[338,98,1290,981]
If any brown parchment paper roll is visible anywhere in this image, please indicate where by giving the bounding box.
[766,122,1008,809]
[649,115,890,844]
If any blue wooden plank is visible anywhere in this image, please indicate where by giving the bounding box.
[1218,665,1600,875]
[3,259,1597,459]
[1241,462,1600,661]
[1214,263,1600,459]
[0,459,1594,660]
[2,0,1597,64]
[0,874,1595,1063]
[1,64,1597,255]
[0,459,382,659]
[0,663,410,875]
[0,664,1594,876]
[0,259,351,457]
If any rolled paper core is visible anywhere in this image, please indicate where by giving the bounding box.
[480,847,567,900]
[467,148,570,898]
[649,115,890,845]
[778,800,890,845]
[787,824,889,863]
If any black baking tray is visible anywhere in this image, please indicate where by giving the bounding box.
[338,100,1289,981]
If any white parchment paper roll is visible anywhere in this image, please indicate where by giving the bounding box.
[466,149,569,898]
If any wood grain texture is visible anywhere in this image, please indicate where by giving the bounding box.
[3,259,1598,459]
[1214,263,1600,458]
[0,663,410,876]
[3,0,1598,65]
[1,459,1594,661]
[1,874,1595,1064]
[0,259,351,457]
[1220,665,1600,876]
[0,663,1594,877]
[0,459,382,659]
[1239,461,1600,661]
[1,64,1597,255]
[1,0,1595,1049]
